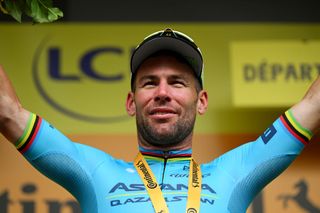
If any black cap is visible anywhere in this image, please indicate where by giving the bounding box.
[130,28,204,89]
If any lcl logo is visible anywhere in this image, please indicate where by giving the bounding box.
[49,47,126,82]
[32,37,135,123]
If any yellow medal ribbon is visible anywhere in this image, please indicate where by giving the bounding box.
[134,152,202,213]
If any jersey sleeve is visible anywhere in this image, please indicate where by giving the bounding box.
[15,113,108,212]
[212,110,313,212]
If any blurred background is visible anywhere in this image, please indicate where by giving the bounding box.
[1,0,320,212]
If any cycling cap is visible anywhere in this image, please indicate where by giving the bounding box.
[130,28,204,89]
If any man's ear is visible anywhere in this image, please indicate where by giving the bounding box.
[126,92,136,116]
[197,90,208,115]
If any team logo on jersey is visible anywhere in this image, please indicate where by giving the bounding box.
[107,182,217,207]
[261,124,277,144]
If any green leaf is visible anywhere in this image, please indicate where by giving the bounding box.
[30,0,40,17]
[47,7,63,21]
[2,0,63,23]
[39,0,53,7]
[4,0,24,23]
[28,0,63,23]
[50,7,63,17]
[47,11,57,21]
[30,0,49,23]
[24,0,33,17]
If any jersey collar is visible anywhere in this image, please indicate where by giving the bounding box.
[139,147,192,162]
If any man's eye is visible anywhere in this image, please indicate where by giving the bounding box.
[143,81,156,87]
[172,81,185,87]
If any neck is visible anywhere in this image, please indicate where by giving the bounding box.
[138,132,193,151]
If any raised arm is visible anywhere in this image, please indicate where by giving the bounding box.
[291,76,320,135]
[0,65,30,143]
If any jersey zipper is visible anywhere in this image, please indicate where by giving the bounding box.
[160,151,169,187]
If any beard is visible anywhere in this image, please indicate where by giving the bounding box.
[136,110,196,147]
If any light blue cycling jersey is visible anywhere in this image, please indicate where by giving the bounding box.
[18,112,310,213]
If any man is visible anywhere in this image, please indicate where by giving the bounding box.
[0,28,319,213]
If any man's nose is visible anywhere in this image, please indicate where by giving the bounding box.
[154,82,171,102]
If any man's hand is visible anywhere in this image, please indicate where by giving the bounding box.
[0,65,29,143]
[291,76,320,134]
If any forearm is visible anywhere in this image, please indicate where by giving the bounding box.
[0,65,29,143]
[0,107,30,143]
[290,76,320,135]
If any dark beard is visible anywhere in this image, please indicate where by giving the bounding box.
[136,114,196,147]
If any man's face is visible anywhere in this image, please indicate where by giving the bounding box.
[126,54,208,147]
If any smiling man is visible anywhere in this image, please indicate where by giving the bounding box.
[0,28,319,213]
[127,50,207,150]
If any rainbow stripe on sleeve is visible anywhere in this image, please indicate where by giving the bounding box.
[280,110,313,145]
[15,112,42,154]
